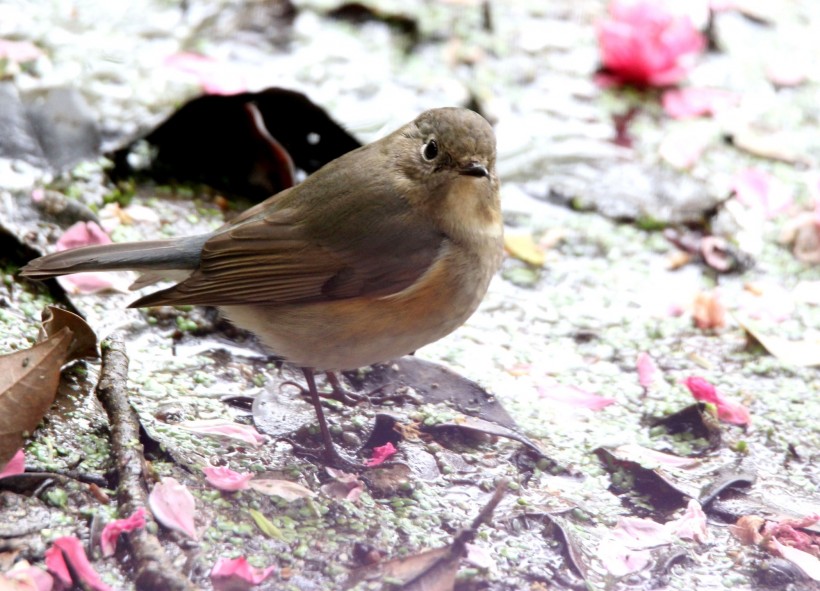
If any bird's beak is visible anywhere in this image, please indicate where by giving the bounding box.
[459,161,490,178]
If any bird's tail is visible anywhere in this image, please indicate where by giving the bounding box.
[20,234,210,279]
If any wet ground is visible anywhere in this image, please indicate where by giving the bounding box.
[0,1,818,590]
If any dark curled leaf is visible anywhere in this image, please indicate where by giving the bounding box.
[595,447,694,509]
[698,471,755,509]
[650,402,722,454]
[109,87,361,201]
[344,357,521,431]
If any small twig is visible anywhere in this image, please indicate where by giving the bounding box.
[96,334,196,591]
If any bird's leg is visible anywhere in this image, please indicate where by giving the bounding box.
[297,367,363,471]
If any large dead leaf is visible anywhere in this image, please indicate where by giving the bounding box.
[109,87,361,201]
[0,306,97,466]
[345,480,508,590]
[736,314,820,367]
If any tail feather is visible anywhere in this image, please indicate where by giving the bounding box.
[20,235,210,279]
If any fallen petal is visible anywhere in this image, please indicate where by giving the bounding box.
[148,477,197,539]
[659,127,711,169]
[178,419,266,447]
[1,561,54,591]
[44,536,112,591]
[0,448,25,479]
[682,377,750,426]
[0,39,44,64]
[667,499,710,543]
[662,87,739,119]
[366,442,397,467]
[320,468,364,502]
[636,352,658,390]
[203,466,253,492]
[769,538,820,582]
[247,479,315,501]
[56,221,111,251]
[612,517,675,549]
[164,52,246,95]
[538,384,616,410]
[100,507,147,557]
[211,556,275,591]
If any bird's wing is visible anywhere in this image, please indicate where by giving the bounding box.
[130,195,444,308]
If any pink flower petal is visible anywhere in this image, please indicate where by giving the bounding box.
[164,52,246,95]
[247,479,315,501]
[0,39,43,64]
[597,0,705,87]
[365,442,397,467]
[769,538,820,582]
[636,352,658,390]
[682,376,751,425]
[612,517,674,548]
[178,419,266,447]
[0,449,25,479]
[667,499,709,543]
[764,514,820,552]
[320,468,364,502]
[1,561,54,591]
[662,87,739,119]
[731,168,792,219]
[148,477,197,539]
[599,547,652,577]
[53,222,132,295]
[100,508,147,557]
[55,221,111,251]
[538,384,616,410]
[203,466,253,492]
[44,536,112,591]
[210,556,275,591]
[659,127,711,169]
[599,516,673,576]
[766,58,807,88]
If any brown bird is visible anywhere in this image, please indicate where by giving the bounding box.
[22,107,503,469]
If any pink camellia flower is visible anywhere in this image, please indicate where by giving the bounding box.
[597,0,706,87]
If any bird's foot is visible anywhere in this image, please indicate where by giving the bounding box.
[279,437,365,473]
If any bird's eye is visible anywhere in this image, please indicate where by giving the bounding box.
[422,139,438,161]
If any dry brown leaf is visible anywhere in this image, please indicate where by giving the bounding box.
[0,328,73,466]
[345,480,509,590]
[693,290,726,330]
[40,306,98,361]
[0,306,97,466]
[736,315,820,367]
